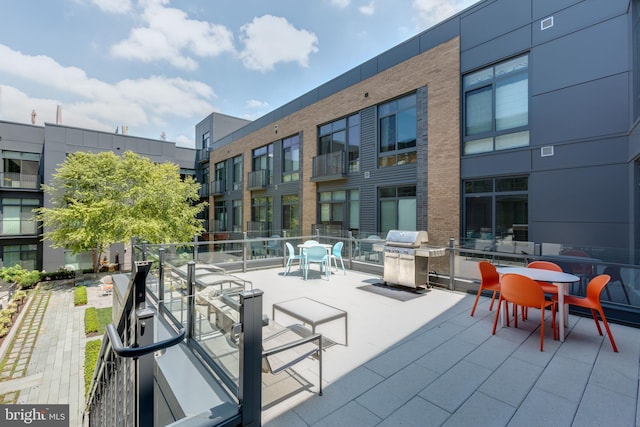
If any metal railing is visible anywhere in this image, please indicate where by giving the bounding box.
[312,151,346,180]
[84,249,265,426]
[0,172,40,189]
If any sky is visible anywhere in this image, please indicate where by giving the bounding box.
[0,0,477,148]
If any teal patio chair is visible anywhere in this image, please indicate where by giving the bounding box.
[330,241,346,275]
[303,245,329,280]
[284,242,303,275]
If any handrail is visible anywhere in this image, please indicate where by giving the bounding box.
[106,323,186,358]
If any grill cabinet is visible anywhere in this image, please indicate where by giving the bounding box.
[381,230,446,289]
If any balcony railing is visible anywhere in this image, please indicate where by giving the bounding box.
[213,179,226,194]
[1,172,40,189]
[1,219,38,235]
[246,170,270,190]
[312,151,346,181]
[198,182,209,197]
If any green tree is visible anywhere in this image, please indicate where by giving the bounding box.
[35,151,206,272]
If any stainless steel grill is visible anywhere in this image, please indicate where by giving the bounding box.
[380,230,446,289]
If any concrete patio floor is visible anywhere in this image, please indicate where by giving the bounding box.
[232,265,640,426]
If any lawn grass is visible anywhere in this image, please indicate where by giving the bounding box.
[84,306,113,396]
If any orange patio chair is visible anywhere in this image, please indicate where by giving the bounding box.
[470,261,501,317]
[492,273,557,351]
[552,274,618,352]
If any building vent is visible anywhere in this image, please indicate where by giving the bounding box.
[364,171,370,179]
[541,16,554,30]
[541,146,554,157]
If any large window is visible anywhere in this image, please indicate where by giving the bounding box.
[232,155,243,190]
[214,161,226,193]
[2,244,37,270]
[464,177,528,242]
[251,196,272,232]
[2,151,39,189]
[463,55,529,154]
[1,198,39,235]
[318,114,360,173]
[252,144,273,185]
[282,195,300,235]
[379,186,416,234]
[214,200,226,231]
[319,190,359,234]
[282,135,300,182]
[202,131,211,150]
[378,95,416,168]
[232,199,242,232]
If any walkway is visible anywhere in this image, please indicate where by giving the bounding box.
[0,282,108,427]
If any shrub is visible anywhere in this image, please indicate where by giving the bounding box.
[0,313,12,327]
[17,271,41,290]
[11,290,27,305]
[0,265,29,285]
[40,269,75,281]
[0,326,10,338]
[84,307,99,335]
[85,339,102,396]
[74,286,88,306]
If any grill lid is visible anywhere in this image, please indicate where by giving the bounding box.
[384,230,428,247]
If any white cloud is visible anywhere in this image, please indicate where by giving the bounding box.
[110,1,235,70]
[359,2,375,16]
[0,44,215,138]
[239,15,319,72]
[413,0,477,29]
[330,0,351,8]
[90,0,133,14]
[245,99,269,109]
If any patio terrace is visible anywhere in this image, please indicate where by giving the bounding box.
[231,266,640,426]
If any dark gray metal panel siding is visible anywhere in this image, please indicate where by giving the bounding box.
[460,0,531,51]
[461,149,532,179]
[531,74,629,145]
[318,68,361,99]
[531,136,628,172]
[529,163,628,246]
[531,15,630,96]
[358,106,378,234]
[418,18,460,52]
[533,0,628,39]
[461,25,531,73]
[377,38,421,73]
[532,0,581,19]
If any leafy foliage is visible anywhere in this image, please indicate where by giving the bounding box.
[35,151,207,272]
[0,266,41,289]
[84,307,99,335]
[74,286,88,306]
[85,339,102,396]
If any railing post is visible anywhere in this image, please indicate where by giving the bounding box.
[136,307,155,427]
[449,238,455,291]
[158,248,165,308]
[141,241,148,262]
[193,235,198,262]
[243,232,248,272]
[186,261,196,341]
[239,289,263,427]
[348,231,354,270]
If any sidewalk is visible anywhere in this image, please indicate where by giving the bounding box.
[0,282,110,427]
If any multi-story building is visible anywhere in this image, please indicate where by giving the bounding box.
[0,116,245,273]
[1,0,639,272]
[203,0,640,263]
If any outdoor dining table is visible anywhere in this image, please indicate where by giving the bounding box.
[496,266,580,342]
[297,243,333,278]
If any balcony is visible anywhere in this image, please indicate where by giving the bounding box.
[213,179,226,195]
[1,219,38,235]
[246,170,270,190]
[311,151,347,182]
[198,182,209,197]
[1,172,40,189]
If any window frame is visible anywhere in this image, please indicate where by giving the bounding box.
[462,54,530,155]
